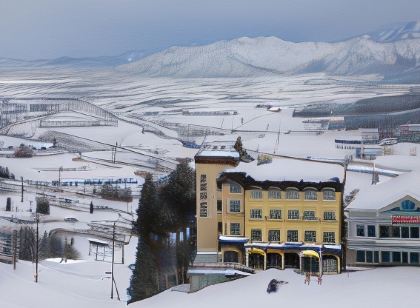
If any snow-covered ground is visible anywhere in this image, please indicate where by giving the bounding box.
[1,70,420,308]
[131,267,420,308]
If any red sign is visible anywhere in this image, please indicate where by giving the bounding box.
[392,216,420,224]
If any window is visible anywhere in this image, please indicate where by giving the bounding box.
[286,189,299,200]
[230,223,240,235]
[250,209,263,219]
[218,222,223,234]
[392,251,401,263]
[392,226,400,238]
[268,190,281,199]
[304,189,318,200]
[251,229,262,241]
[268,230,280,242]
[230,183,241,193]
[250,190,263,199]
[288,210,299,220]
[366,251,373,263]
[217,200,222,212]
[401,199,416,211]
[380,225,390,238]
[324,211,336,220]
[402,252,409,264]
[229,200,241,212]
[410,227,419,238]
[303,211,316,220]
[304,231,316,242]
[269,209,281,220]
[367,225,376,237]
[323,189,336,200]
[356,250,365,262]
[323,232,335,243]
[381,251,390,263]
[287,230,299,242]
[374,251,379,263]
[410,252,419,264]
[401,227,410,238]
[356,225,365,237]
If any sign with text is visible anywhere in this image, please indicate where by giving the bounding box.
[199,174,208,217]
[392,215,420,224]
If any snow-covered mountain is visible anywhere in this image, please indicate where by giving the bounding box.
[119,36,420,79]
[367,21,420,42]
[0,50,149,69]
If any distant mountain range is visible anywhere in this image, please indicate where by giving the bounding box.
[0,50,148,69]
[2,21,420,82]
[118,35,420,80]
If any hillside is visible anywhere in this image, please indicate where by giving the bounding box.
[119,36,420,79]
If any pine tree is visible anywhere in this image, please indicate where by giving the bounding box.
[90,201,94,214]
[39,231,50,260]
[135,173,158,235]
[129,173,161,302]
[128,236,159,302]
[18,227,36,261]
[6,197,11,211]
[161,161,195,227]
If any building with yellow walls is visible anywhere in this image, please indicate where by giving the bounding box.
[194,141,345,274]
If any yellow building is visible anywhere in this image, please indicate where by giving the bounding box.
[195,142,344,274]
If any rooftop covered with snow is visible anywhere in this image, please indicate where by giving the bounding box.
[195,141,240,163]
[220,157,344,187]
[346,171,420,211]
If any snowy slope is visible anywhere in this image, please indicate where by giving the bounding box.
[119,36,420,78]
[367,21,420,42]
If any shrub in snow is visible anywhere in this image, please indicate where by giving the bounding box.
[14,144,34,158]
[36,196,50,215]
[6,197,11,211]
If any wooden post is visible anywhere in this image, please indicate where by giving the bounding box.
[35,214,39,283]
[111,222,115,299]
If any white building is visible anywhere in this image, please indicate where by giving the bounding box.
[346,172,420,266]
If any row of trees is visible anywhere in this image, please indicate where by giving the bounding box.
[99,184,132,202]
[129,161,196,302]
[4,196,50,213]
[19,227,80,262]
[0,166,15,179]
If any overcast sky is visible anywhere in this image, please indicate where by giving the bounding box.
[1,0,419,59]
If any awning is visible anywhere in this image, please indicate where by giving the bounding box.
[248,248,265,256]
[301,250,319,259]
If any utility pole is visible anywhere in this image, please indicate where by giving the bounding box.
[113,142,118,164]
[111,222,116,299]
[58,166,63,187]
[21,177,24,202]
[35,213,39,283]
